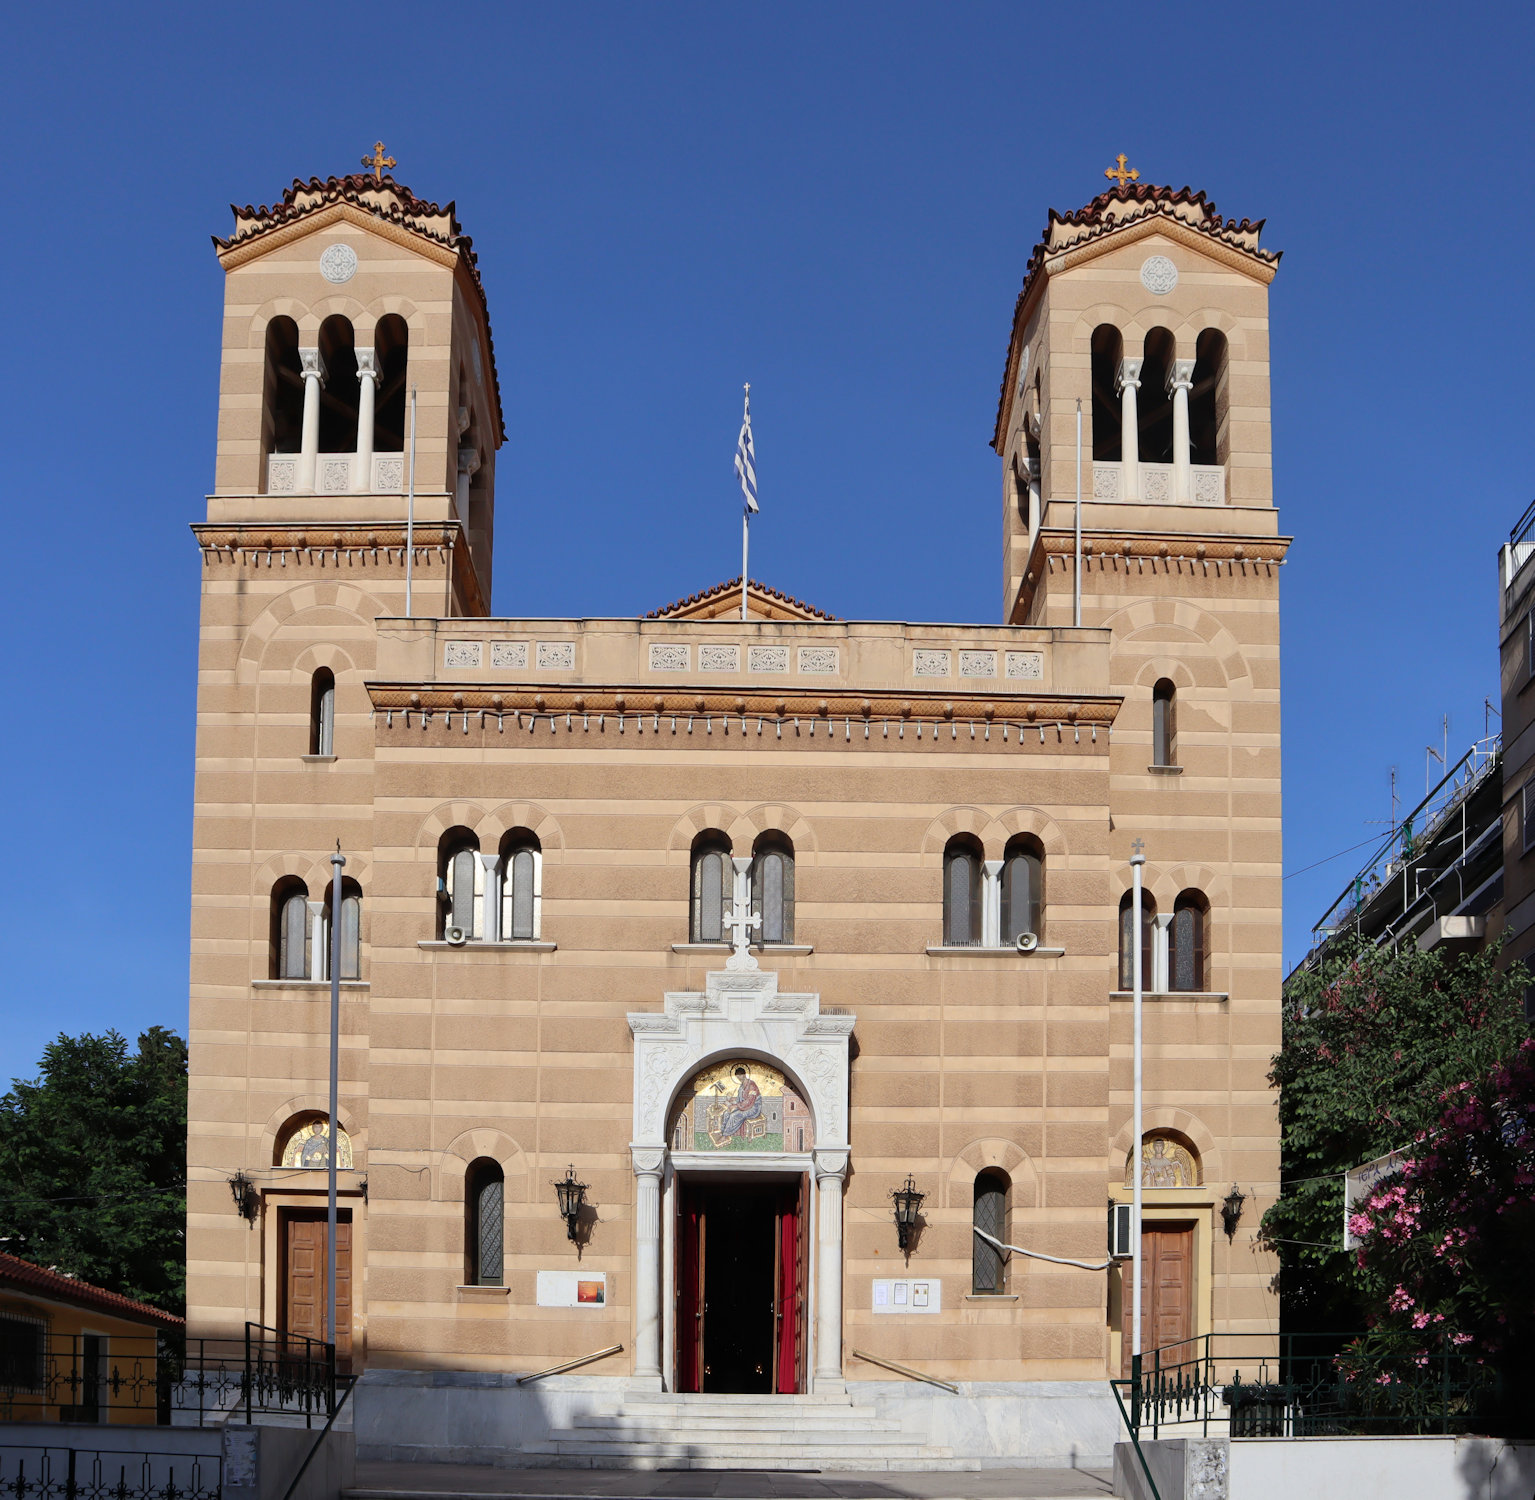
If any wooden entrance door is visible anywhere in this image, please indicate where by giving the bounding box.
[677,1179,805,1394]
[282,1209,353,1370]
[1122,1221,1195,1376]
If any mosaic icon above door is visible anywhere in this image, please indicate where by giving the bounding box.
[670,1060,815,1153]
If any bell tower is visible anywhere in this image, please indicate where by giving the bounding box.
[206,168,504,613]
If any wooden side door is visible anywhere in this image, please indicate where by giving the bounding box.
[676,1186,705,1393]
[282,1210,353,1371]
[1122,1221,1196,1376]
[772,1185,800,1393]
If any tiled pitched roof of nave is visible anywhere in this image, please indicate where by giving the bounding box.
[0,1252,184,1330]
[991,182,1281,451]
[647,576,838,621]
[213,173,504,440]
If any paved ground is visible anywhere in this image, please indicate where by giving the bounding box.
[349,1460,1115,1500]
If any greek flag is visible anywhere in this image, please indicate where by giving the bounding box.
[735,385,759,513]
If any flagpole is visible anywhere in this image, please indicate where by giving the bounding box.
[1074,398,1083,629]
[741,508,749,622]
[1130,839,1146,1382]
[327,843,345,1355]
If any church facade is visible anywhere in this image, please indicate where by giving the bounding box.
[185,168,1285,1467]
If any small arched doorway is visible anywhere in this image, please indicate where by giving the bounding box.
[667,1058,815,1394]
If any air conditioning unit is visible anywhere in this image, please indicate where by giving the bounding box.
[1016,931,1039,952]
[1109,1201,1134,1259]
[446,925,468,947]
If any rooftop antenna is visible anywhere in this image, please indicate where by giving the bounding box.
[1389,766,1399,843]
[1486,697,1501,737]
[1426,714,1447,796]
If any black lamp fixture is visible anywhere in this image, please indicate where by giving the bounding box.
[228,1170,259,1224]
[890,1174,925,1252]
[1221,1183,1247,1240]
[553,1164,589,1242]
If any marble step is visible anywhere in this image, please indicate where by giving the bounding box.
[547,1426,919,1447]
[566,1412,907,1434]
[524,1443,961,1469]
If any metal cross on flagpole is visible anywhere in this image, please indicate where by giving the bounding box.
[735,384,759,622]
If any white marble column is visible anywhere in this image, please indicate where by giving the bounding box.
[1153,912,1173,995]
[813,1150,849,1393]
[352,350,379,493]
[297,349,326,493]
[479,852,502,944]
[981,859,1003,948]
[1168,359,1195,503]
[456,447,480,526]
[1117,357,1143,502]
[631,1147,665,1389]
[307,899,327,982]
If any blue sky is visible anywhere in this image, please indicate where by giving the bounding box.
[1,2,1531,1077]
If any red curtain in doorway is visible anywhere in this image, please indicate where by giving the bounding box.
[774,1186,800,1394]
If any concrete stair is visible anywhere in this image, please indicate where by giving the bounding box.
[521,1390,973,1471]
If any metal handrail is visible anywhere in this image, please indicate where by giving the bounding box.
[278,1374,357,1500]
[515,1343,624,1385]
[850,1348,959,1394]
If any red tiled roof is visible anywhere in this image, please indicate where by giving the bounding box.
[991,182,1280,451]
[0,1253,183,1330]
[213,173,504,443]
[647,576,837,621]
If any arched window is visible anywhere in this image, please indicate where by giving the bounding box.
[501,832,541,942]
[1152,679,1176,767]
[943,836,983,946]
[690,832,732,943]
[310,669,335,757]
[1190,329,1229,468]
[1090,325,1124,461]
[465,1158,504,1287]
[1170,891,1208,993]
[1118,890,1156,991]
[317,315,359,454]
[440,830,481,941]
[1139,328,1176,464]
[1000,837,1043,945]
[373,315,409,454]
[314,877,362,980]
[972,1169,1009,1295]
[752,834,795,945]
[273,878,310,980]
[260,317,303,484]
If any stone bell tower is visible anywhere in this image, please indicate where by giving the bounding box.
[205,165,504,614]
[990,170,1287,1340]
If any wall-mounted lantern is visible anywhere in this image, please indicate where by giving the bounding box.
[228,1170,259,1224]
[1221,1184,1247,1240]
[553,1165,588,1242]
[890,1174,925,1252]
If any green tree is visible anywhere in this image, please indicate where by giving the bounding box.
[1261,940,1526,1331]
[0,1028,186,1313]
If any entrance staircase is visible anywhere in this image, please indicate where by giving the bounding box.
[523,1389,973,1471]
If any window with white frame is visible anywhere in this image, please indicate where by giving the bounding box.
[751,834,795,945]
[690,832,732,943]
[501,834,542,942]
[441,832,482,940]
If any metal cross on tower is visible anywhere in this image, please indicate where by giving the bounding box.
[362,142,397,181]
[1104,154,1140,189]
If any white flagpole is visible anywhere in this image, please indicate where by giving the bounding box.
[405,385,417,617]
[1130,839,1146,1374]
[741,508,749,623]
[1074,398,1083,628]
[327,843,345,1354]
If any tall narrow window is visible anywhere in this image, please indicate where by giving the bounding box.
[1000,838,1043,944]
[691,833,732,943]
[339,882,361,980]
[310,669,335,756]
[317,315,359,454]
[502,834,540,941]
[274,881,310,980]
[752,835,795,945]
[374,315,410,455]
[1190,328,1230,468]
[260,316,303,480]
[1152,679,1176,767]
[440,832,481,940]
[1169,892,1208,993]
[465,1159,504,1287]
[1118,890,1156,991]
[972,1170,1009,1294]
[1139,328,1176,463]
[1091,325,1124,461]
[943,837,983,946]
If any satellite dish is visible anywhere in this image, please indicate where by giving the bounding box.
[446,926,468,946]
[1016,931,1039,952]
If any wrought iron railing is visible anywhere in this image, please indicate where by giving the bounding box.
[1110,1331,1496,1443]
[0,1325,335,1429]
[0,1446,220,1500]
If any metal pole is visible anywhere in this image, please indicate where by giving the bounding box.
[741,509,749,623]
[327,845,345,1351]
[1130,841,1146,1368]
[404,385,417,617]
[1074,398,1083,628]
